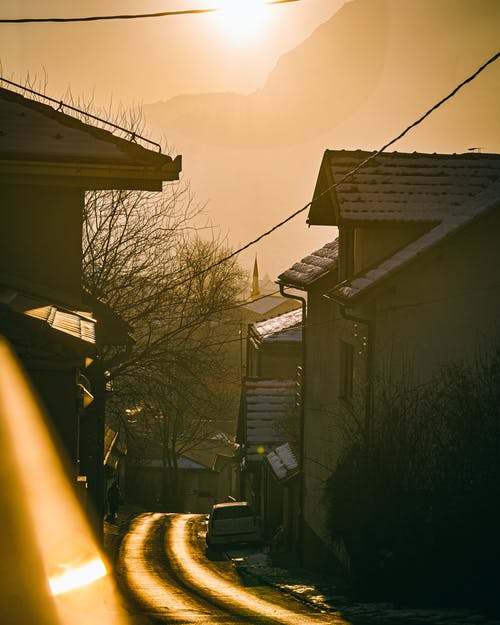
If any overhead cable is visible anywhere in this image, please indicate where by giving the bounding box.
[164,50,499,291]
[0,0,301,24]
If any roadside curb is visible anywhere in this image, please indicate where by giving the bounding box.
[229,552,349,616]
[229,553,500,625]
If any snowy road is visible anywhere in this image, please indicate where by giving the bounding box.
[118,512,347,624]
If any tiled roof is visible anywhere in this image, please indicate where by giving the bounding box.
[83,292,133,346]
[0,86,181,187]
[251,308,302,345]
[2,288,96,345]
[278,239,339,288]
[25,305,95,344]
[323,153,500,304]
[308,150,500,226]
[240,378,298,462]
[242,294,291,315]
[266,443,299,482]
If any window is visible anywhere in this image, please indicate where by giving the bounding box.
[339,340,354,399]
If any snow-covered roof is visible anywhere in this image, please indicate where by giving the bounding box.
[278,239,339,289]
[251,308,302,345]
[308,150,500,226]
[266,443,299,481]
[240,379,298,462]
[304,150,500,304]
[327,179,500,304]
[0,86,181,189]
[241,295,289,315]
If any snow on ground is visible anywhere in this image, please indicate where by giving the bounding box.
[228,548,500,625]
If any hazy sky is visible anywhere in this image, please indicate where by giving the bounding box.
[1,0,349,280]
[1,0,344,104]
[1,0,498,281]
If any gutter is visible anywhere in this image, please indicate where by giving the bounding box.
[278,282,306,565]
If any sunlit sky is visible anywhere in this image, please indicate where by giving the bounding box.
[1,0,343,103]
[1,0,498,279]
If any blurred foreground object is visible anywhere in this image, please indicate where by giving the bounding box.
[0,338,129,625]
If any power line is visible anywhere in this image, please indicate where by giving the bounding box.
[3,50,497,294]
[0,0,301,24]
[164,50,500,291]
[195,281,500,350]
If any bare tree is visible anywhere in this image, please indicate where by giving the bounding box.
[81,146,246,509]
[4,75,246,508]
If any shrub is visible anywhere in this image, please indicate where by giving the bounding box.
[324,346,500,606]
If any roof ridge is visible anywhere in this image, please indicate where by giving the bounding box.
[0,85,179,167]
[327,184,500,304]
[0,83,164,156]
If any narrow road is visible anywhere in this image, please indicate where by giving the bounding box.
[117,512,348,624]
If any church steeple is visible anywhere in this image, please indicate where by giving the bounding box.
[250,256,260,299]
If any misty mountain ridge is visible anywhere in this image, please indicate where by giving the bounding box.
[142,0,499,282]
[144,0,500,151]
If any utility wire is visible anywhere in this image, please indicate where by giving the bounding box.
[197,280,500,350]
[2,50,497,291]
[0,0,301,24]
[163,51,500,292]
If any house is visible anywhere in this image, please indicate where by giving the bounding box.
[236,302,306,548]
[125,424,239,513]
[0,83,181,533]
[127,454,219,513]
[240,257,300,323]
[277,239,339,563]
[246,307,302,378]
[237,378,299,543]
[280,149,500,573]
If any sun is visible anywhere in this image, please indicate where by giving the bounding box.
[214,0,269,43]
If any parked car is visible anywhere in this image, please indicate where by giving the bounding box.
[206,501,262,548]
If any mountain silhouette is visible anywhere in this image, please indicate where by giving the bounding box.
[144,0,499,150]
[143,0,500,281]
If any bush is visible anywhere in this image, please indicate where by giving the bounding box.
[324,346,500,606]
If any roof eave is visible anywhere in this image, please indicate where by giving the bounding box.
[278,266,338,291]
[0,154,182,190]
[324,285,362,308]
[325,196,500,307]
[306,150,340,226]
[276,277,307,291]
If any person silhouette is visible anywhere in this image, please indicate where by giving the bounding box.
[107,480,121,523]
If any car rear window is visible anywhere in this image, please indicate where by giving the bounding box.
[212,505,254,520]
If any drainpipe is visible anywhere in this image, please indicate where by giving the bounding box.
[279,282,306,565]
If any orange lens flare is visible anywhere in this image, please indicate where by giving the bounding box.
[49,558,108,596]
[0,339,129,624]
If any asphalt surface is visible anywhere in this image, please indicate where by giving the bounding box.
[114,512,339,624]
[105,507,500,625]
